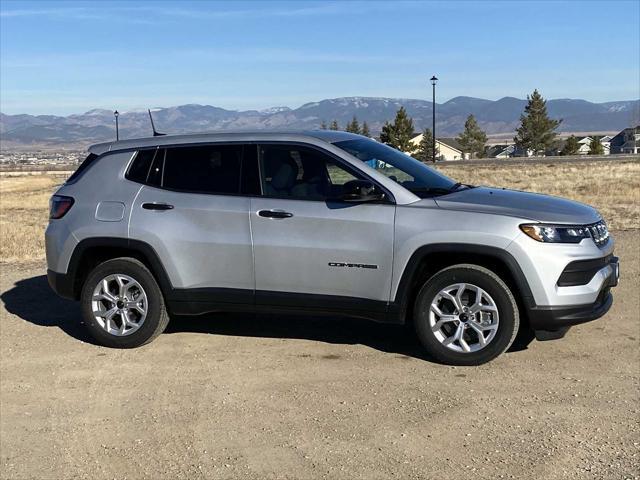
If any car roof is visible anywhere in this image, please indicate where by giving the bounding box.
[88,130,363,155]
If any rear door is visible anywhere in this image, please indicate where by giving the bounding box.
[128,144,255,308]
[249,143,395,313]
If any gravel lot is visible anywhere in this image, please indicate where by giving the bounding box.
[1,231,638,480]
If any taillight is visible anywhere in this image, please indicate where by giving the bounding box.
[49,195,74,219]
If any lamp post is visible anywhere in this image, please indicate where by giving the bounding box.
[114,110,119,141]
[430,76,438,163]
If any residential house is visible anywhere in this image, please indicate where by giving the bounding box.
[486,144,516,158]
[408,134,467,161]
[576,136,592,155]
[610,126,639,154]
[556,136,611,155]
[599,135,612,155]
[486,144,536,158]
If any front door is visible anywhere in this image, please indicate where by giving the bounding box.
[250,143,395,313]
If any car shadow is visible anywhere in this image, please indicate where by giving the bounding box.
[2,275,531,360]
[1,275,94,344]
[165,312,432,360]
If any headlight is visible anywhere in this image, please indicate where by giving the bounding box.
[520,224,591,243]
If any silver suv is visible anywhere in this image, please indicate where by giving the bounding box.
[46,131,619,365]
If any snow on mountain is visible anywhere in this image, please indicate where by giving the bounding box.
[1,97,638,147]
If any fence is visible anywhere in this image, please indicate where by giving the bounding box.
[435,153,639,168]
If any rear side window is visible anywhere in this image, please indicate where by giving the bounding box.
[66,153,99,184]
[126,149,157,184]
[162,145,243,194]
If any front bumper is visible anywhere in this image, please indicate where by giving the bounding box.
[526,255,619,336]
[507,233,616,307]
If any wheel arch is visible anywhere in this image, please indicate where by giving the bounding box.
[66,237,173,300]
[390,244,534,325]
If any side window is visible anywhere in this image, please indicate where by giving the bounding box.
[240,144,261,195]
[326,164,359,185]
[259,145,365,200]
[126,149,156,184]
[162,145,242,194]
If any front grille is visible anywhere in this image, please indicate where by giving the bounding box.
[587,220,610,247]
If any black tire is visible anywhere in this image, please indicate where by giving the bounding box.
[80,257,169,348]
[413,264,519,366]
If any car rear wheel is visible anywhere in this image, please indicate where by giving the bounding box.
[80,257,169,348]
[414,264,519,365]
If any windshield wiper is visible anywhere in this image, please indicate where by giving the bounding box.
[409,183,476,197]
[449,182,476,191]
[449,182,463,191]
[409,187,456,196]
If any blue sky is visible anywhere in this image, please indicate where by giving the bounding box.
[1,0,639,115]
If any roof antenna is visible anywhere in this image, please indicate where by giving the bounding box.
[114,110,119,141]
[148,109,166,136]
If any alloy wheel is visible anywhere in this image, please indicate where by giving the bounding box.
[91,274,148,336]
[429,283,499,353]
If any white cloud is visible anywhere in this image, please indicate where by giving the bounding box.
[0,1,398,22]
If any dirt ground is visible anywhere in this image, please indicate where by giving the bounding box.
[0,232,638,480]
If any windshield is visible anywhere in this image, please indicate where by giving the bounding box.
[333,138,458,196]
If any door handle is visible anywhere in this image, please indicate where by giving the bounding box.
[258,209,293,219]
[142,202,174,211]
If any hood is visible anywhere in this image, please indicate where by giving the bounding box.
[434,187,601,224]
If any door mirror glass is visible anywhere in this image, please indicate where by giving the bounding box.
[339,180,385,202]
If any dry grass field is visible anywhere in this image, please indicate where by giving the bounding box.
[436,159,640,231]
[0,160,638,263]
[0,175,66,263]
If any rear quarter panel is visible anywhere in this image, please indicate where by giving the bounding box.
[45,151,141,273]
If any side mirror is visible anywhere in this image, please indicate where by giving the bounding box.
[340,180,385,202]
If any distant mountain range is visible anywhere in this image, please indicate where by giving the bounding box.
[1,96,638,148]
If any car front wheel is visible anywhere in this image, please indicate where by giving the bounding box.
[414,264,519,365]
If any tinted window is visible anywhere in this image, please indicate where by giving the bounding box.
[162,145,242,194]
[66,153,99,184]
[259,144,365,200]
[240,144,261,195]
[126,149,156,184]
